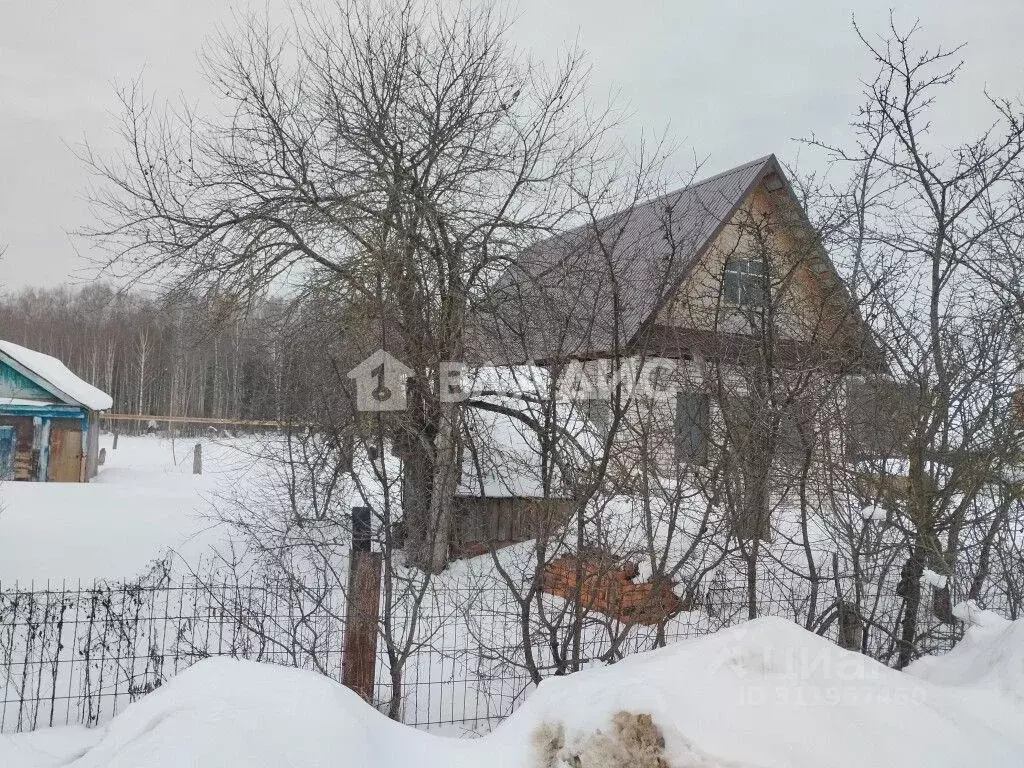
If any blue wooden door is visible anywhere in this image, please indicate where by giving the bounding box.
[0,426,15,480]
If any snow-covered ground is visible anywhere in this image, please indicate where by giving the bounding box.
[2,612,1021,768]
[0,431,1018,759]
[0,434,266,583]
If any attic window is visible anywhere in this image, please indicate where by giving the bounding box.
[722,258,767,307]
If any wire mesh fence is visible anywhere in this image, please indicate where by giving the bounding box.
[0,564,974,736]
[0,577,321,733]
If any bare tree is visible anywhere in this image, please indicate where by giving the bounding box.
[83,0,624,573]
[805,18,1024,665]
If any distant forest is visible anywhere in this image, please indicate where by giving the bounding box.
[0,284,301,421]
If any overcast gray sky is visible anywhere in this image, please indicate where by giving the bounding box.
[0,0,1021,291]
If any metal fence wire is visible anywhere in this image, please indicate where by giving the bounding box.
[0,567,971,736]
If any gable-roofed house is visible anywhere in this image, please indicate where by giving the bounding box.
[0,341,113,482]
[485,154,880,369]
[477,154,889,539]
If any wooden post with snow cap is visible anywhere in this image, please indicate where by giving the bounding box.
[342,505,382,701]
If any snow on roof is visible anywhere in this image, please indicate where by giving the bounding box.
[458,382,598,498]
[0,340,113,411]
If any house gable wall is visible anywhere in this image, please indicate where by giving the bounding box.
[0,360,58,402]
[654,181,853,353]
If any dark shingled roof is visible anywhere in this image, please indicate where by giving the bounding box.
[480,155,779,363]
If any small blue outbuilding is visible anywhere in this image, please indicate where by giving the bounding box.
[0,341,113,482]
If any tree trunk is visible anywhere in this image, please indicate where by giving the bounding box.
[423,402,461,572]
[399,383,462,574]
[896,541,925,668]
[401,401,461,574]
[400,433,435,570]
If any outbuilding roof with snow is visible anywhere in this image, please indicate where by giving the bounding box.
[0,340,113,411]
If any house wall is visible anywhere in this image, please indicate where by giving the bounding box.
[0,363,59,402]
[451,496,573,555]
[568,370,851,543]
[535,178,885,542]
[566,347,851,506]
[36,417,52,480]
[0,414,38,480]
[0,406,89,481]
[586,180,862,483]
[0,358,102,482]
[562,176,866,479]
[655,182,850,349]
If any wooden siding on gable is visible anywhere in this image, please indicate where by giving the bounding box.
[0,360,57,402]
[653,181,868,363]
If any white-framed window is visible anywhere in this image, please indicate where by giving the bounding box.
[722,258,767,307]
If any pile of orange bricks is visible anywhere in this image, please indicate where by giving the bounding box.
[539,554,688,625]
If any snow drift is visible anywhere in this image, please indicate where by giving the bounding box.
[906,601,1024,703]
[4,616,1023,767]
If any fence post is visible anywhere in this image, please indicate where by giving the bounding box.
[342,506,381,701]
[193,443,202,475]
